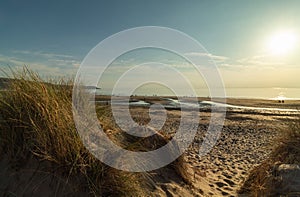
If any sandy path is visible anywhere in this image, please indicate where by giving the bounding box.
[147,109,289,197]
[189,124,277,196]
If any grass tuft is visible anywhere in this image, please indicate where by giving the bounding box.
[0,67,145,196]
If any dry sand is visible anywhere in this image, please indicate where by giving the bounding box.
[1,97,299,196]
[124,99,299,196]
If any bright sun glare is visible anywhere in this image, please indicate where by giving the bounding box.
[267,30,298,55]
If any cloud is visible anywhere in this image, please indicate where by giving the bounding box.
[48,58,81,67]
[237,54,286,67]
[184,52,229,62]
[10,50,81,68]
[0,54,25,65]
[0,52,79,77]
[12,50,74,59]
[218,63,245,70]
[2,49,299,89]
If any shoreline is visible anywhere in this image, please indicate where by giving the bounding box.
[95,95,300,112]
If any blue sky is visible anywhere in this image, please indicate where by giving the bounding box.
[1,0,300,89]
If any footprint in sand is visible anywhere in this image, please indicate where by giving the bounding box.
[224,186,233,191]
[224,178,235,187]
[222,172,233,179]
[216,187,231,196]
[216,182,228,188]
[221,191,230,196]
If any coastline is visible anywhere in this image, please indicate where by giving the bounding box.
[95,95,300,110]
[1,91,299,196]
[92,96,300,195]
[102,97,296,196]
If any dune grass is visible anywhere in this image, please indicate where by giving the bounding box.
[0,67,146,196]
[0,67,193,196]
[239,116,300,196]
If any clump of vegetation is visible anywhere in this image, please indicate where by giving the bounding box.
[239,117,300,196]
[0,67,146,196]
[0,67,193,196]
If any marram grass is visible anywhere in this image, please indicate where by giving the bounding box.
[0,67,145,196]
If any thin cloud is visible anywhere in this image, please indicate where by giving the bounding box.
[0,53,78,77]
[12,50,75,59]
[10,50,81,68]
[237,54,286,67]
[184,52,229,62]
[48,58,81,67]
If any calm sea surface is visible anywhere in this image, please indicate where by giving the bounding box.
[96,87,300,100]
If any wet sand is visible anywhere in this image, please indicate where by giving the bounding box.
[95,95,300,109]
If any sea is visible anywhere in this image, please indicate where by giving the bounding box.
[96,87,300,100]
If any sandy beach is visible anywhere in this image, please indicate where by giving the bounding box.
[2,1,300,196]
[103,97,300,196]
[1,94,299,196]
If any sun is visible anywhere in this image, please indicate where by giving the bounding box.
[267,30,298,55]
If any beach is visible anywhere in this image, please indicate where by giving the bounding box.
[1,93,299,196]
[2,1,300,196]
[97,96,300,196]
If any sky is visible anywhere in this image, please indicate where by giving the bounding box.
[1,0,300,94]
